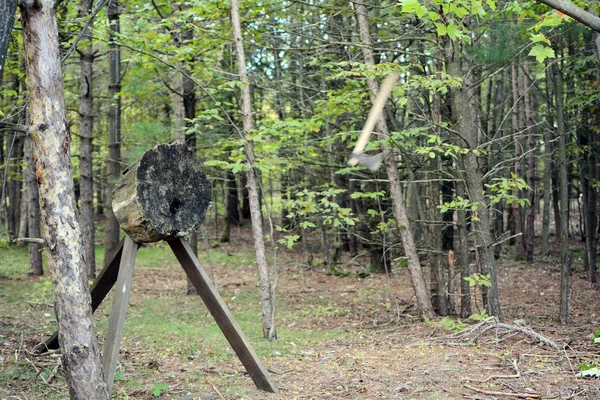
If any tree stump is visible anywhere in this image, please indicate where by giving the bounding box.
[112,143,211,243]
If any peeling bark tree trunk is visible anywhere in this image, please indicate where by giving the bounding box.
[20,1,108,397]
[104,0,122,265]
[79,0,96,279]
[354,1,434,318]
[230,0,277,339]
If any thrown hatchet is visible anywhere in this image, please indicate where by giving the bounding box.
[347,73,400,172]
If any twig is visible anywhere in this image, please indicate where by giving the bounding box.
[462,383,541,398]
[204,377,226,400]
[460,359,521,384]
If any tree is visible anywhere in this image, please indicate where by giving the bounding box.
[0,0,17,77]
[230,0,277,339]
[104,0,122,263]
[353,1,434,318]
[78,0,96,279]
[19,0,107,397]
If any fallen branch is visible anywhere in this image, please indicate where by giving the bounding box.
[462,382,541,398]
[472,322,561,350]
[461,359,540,398]
[433,317,561,349]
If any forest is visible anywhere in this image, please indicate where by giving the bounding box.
[1,0,600,399]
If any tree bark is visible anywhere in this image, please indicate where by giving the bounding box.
[20,1,108,397]
[551,61,570,325]
[354,0,434,318]
[78,0,95,279]
[230,0,277,339]
[0,0,17,77]
[541,66,554,254]
[523,65,536,262]
[104,0,121,265]
[25,137,43,275]
[457,179,471,318]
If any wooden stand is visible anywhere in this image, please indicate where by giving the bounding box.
[37,235,278,395]
[37,144,277,396]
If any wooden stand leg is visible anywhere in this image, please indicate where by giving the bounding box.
[168,238,278,394]
[103,235,138,394]
[36,237,128,353]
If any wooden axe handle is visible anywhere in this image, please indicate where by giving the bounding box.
[348,73,400,166]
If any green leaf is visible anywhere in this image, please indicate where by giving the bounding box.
[401,0,428,18]
[446,24,459,40]
[435,23,447,36]
[530,33,550,45]
[528,44,555,63]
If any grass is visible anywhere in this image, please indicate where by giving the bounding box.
[0,241,342,399]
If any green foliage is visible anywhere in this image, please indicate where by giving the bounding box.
[280,187,357,245]
[152,382,169,397]
[468,310,490,321]
[485,174,531,206]
[424,316,467,332]
[592,330,600,345]
[464,273,492,288]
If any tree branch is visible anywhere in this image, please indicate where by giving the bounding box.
[537,0,600,32]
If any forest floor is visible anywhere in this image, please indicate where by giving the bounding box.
[1,226,600,399]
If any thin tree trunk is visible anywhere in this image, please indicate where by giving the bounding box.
[541,66,554,254]
[551,61,570,325]
[354,0,434,318]
[230,0,276,339]
[79,0,95,279]
[25,137,42,275]
[20,0,108,397]
[523,65,536,262]
[457,179,471,317]
[104,0,121,263]
[17,181,28,243]
[0,0,17,76]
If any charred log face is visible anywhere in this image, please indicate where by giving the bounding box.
[112,143,211,243]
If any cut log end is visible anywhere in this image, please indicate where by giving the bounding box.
[112,143,211,243]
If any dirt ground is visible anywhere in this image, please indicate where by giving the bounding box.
[2,231,600,399]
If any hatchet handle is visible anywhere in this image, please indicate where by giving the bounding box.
[348,73,400,166]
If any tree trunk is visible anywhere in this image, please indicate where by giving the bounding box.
[457,179,471,318]
[0,0,17,76]
[551,61,570,325]
[17,179,28,244]
[523,65,536,262]
[541,66,554,254]
[230,0,276,339]
[354,1,434,318]
[20,1,108,397]
[79,0,95,279]
[221,169,240,242]
[104,0,121,264]
[25,137,43,275]
[447,41,502,320]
